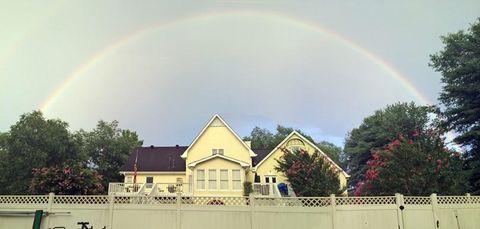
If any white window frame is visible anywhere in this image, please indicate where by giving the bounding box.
[212,148,225,155]
[220,169,229,190]
[197,169,205,190]
[208,169,217,190]
[232,169,242,190]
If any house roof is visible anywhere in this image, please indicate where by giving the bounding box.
[254,131,350,178]
[187,154,251,168]
[252,149,271,166]
[120,146,187,172]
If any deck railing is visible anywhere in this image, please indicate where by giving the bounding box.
[108,182,192,196]
[108,183,144,195]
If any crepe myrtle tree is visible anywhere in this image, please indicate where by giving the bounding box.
[355,131,467,196]
[30,165,104,195]
[275,148,344,196]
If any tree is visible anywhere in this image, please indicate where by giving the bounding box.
[275,149,343,196]
[430,19,480,194]
[344,102,436,190]
[355,131,466,196]
[30,165,104,195]
[80,120,142,188]
[317,141,343,166]
[0,111,85,194]
[243,127,274,149]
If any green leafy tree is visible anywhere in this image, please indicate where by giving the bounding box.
[0,111,84,194]
[317,141,343,166]
[430,19,480,194]
[275,149,343,196]
[30,165,104,195]
[80,120,142,188]
[344,102,436,190]
[356,132,466,196]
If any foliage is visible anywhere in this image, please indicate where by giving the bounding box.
[355,132,467,196]
[243,181,253,196]
[80,120,142,188]
[316,141,343,166]
[30,165,104,195]
[0,111,85,194]
[430,19,480,194]
[275,149,343,196]
[344,102,435,190]
[243,125,344,166]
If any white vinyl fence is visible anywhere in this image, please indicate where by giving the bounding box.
[1,193,479,229]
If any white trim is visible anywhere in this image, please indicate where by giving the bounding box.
[120,171,186,175]
[254,131,350,178]
[180,114,257,159]
[187,154,250,168]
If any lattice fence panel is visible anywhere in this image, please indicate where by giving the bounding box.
[183,196,249,206]
[437,196,479,205]
[255,197,331,207]
[336,196,395,205]
[53,196,109,205]
[114,195,176,205]
[0,195,49,204]
[404,196,431,205]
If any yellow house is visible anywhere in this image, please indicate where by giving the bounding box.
[112,114,349,197]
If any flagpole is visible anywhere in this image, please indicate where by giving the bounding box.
[133,149,138,184]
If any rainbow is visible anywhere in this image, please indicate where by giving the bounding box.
[39,10,430,111]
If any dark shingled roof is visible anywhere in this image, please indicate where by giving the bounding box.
[252,149,272,166]
[121,146,187,172]
[121,146,273,172]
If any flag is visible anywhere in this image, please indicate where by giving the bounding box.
[133,149,138,184]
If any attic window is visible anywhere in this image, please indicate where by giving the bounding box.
[286,139,305,152]
[212,149,224,155]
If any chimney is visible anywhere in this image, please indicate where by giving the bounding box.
[244,141,251,148]
[175,144,179,148]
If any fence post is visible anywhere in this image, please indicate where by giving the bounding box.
[395,193,405,229]
[108,193,115,229]
[176,192,182,229]
[466,193,471,204]
[249,193,255,229]
[330,194,336,229]
[430,193,439,229]
[44,192,54,228]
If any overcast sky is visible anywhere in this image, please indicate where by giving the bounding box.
[1,1,479,147]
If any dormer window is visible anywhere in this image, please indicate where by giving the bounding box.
[212,149,224,155]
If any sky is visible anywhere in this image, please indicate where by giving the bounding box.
[0,1,479,147]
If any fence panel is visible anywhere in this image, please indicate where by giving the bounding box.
[0,194,479,229]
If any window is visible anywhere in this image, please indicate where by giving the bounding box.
[232,169,241,190]
[146,177,154,183]
[177,178,183,184]
[126,176,132,183]
[254,174,260,183]
[212,148,224,155]
[209,169,217,190]
[197,170,205,189]
[220,170,228,189]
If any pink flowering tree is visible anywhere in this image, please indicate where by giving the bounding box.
[275,149,344,196]
[30,166,104,195]
[355,130,466,196]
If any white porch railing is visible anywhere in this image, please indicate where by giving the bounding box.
[149,183,192,196]
[253,183,279,197]
[108,183,145,195]
[109,183,192,196]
